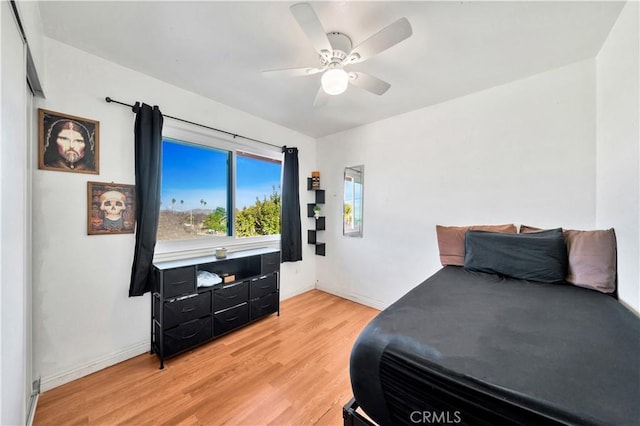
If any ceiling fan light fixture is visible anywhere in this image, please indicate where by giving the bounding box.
[321,68,349,95]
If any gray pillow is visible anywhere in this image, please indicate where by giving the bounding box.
[464,228,568,283]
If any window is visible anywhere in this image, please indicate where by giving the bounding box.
[157,137,282,243]
[236,151,282,237]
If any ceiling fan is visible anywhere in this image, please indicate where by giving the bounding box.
[263,3,412,106]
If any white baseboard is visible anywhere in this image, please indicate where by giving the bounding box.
[316,285,387,311]
[26,392,39,426]
[620,298,640,317]
[281,284,316,301]
[40,340,149,392]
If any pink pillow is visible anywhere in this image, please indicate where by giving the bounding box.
[520,225,617,293]
[436,224,517,266]
[564,229,617,293]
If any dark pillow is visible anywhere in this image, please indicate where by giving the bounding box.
[435,224,517,266]
[464,228,568,283]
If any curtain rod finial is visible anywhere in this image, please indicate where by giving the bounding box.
[132,101,141,113]
[105,96,112,103]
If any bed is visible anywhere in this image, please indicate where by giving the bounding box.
[344,239,640,425]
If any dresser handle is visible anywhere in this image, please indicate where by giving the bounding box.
[170,280,187,286]
[181,307,196,313]
[225,316,238,322]
[180,330,200,340]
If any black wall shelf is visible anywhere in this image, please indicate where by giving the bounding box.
[307,203,316,218]
[307,177,325,256]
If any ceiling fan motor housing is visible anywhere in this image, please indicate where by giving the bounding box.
[321,32,353,66]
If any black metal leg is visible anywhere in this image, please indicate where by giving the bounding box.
[154,326,163,367]
[343,398,375,426]
[150,292,154,354]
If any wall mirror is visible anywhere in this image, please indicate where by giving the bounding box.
[343,165,364,237]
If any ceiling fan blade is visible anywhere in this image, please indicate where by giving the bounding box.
[313,86,329,107]
[349,72,391,95]
[262,66,325,78]
[348,17,412,63]
[290,3,332,60]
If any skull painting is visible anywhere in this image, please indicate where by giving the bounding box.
[88,182,135,235]
[100,190,127,229]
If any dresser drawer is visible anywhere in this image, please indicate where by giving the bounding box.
[261,252,280,274]
[163,266,196,298]
[250,292,279,320]
[214,303,249,336]
[250,273,278,299]
[163,291,211,329]
[159,316,212,358]
[213,281,249,313]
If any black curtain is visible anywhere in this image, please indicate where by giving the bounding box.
[281,147,302,262]
[129,103,163,296]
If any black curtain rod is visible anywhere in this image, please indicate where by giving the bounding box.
[105,97,284,150]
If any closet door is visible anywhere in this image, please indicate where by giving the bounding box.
[25,79,35,423]
[1,1,29,424]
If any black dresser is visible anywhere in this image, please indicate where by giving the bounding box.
[151,248,280,368]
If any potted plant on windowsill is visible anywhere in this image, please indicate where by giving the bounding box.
[313,205,321,219]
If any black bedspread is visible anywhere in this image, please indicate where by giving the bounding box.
[350,266,640,425]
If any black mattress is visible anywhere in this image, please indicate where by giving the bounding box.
[350,266,640,425]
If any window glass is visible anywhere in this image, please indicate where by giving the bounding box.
[157,139,282,242]
[158,139,230,241]
[235,151,282,237]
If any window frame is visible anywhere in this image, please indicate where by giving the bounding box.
[154,125,282,262]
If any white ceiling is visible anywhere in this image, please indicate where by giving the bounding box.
[38,1,624,138]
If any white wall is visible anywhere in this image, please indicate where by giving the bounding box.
[596,1,640,313]
[33,37,317,391]
[1,1,30,423]
[316,60,597,309]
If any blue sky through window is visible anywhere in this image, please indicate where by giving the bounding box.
[161,139,281,212]
[237,153,282,209]
[161,139,228,211]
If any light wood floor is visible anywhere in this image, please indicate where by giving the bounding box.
[34,290,379,426]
